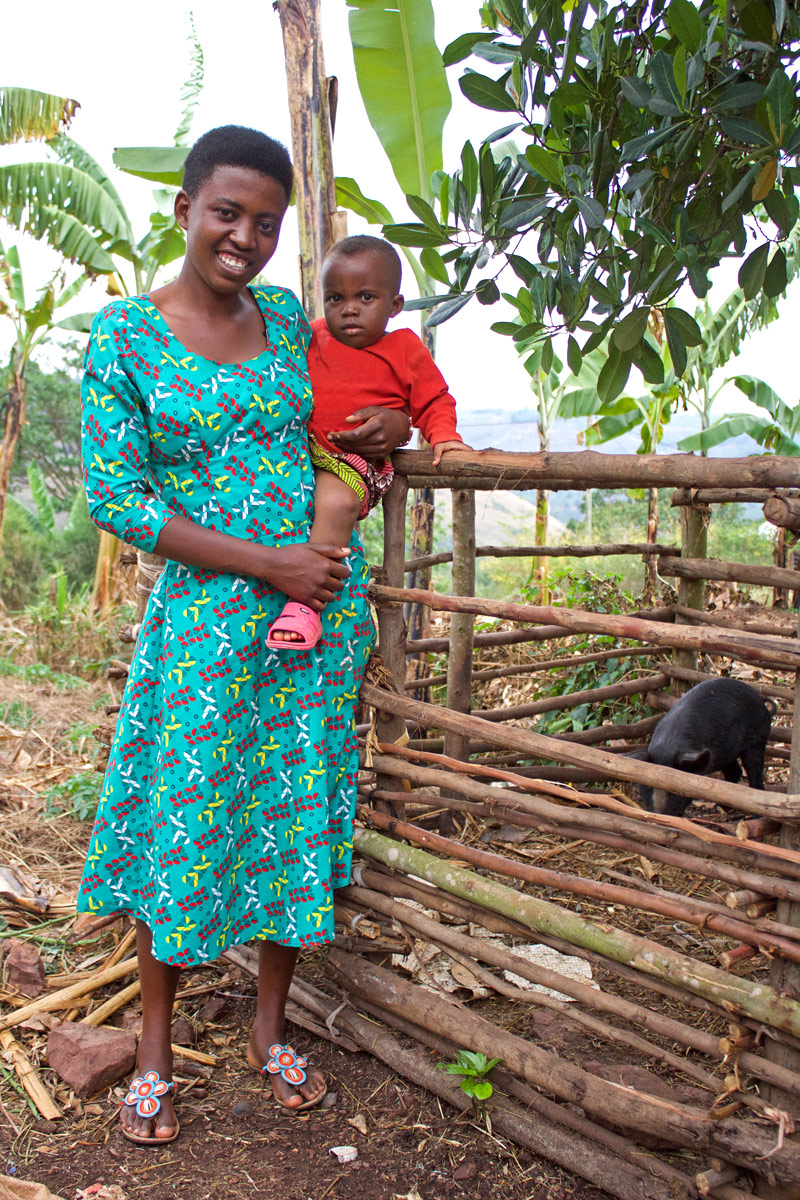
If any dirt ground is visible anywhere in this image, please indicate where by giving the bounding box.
[0,669,605,1200]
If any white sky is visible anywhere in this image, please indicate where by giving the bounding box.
[2,0,799,436]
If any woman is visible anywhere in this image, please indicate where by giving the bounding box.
[78,125,409,1144]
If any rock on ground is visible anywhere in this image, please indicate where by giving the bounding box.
[47,1024,136,1098]
[3,939,46,997]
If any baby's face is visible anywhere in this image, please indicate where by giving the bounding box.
[322,252,403,349]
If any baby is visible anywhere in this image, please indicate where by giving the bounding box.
[266,234,469,649]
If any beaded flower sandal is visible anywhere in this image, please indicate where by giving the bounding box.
[121,1071,179,1146]
[247,1043,327,1112]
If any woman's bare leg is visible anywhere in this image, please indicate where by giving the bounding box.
[248,941,326,1108]
[270,469,362,643]
[119,920,180,1141]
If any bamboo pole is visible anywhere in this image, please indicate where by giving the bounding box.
[329,949,800,1182]
[353,828,800,1040]
[0,1029,61,1120]
[371,585,800,668]
[0,957,138,1033]
[80,980,141,1027]
[404,541,681,572]
[360,683,800,818]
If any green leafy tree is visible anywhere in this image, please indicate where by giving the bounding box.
[0,242,90,539]
[383,0,800,401]
[9,357,83,504]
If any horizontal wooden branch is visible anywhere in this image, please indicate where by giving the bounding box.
[362,808,800,962]
[473,672,667,723]
[352,869,800,1101]
[371,585,800,668]
[764,493,800,531]
[353,828,800,1051]
[659,555,800,591]
[360,683,799,819]
[391,449,800,490]
[329,944,800,1181]
[661,663,795,703]
[672,487,800,507]
[668,604,797,639]
[405,646,664,692]
[404,542,680,573]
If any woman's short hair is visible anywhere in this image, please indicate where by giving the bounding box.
[182,126,294,201]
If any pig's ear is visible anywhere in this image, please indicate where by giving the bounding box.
[625,747,651,762]
[678,748,712,773]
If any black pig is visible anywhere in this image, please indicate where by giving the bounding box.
[634,678,773,816]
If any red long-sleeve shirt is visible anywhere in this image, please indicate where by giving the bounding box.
[307,318,462,455]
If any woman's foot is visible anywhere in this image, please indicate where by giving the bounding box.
[248,1019,326,1111]
[120,1037,178,1144]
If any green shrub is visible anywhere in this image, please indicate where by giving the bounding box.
[0,502,52,609]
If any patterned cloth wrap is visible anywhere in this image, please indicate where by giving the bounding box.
[77,288,374,967]
[308,434,394,520]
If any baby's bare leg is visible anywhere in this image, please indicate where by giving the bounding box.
[310,468,362,547]
[269,470,361,643]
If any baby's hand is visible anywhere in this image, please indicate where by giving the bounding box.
[432,440,473,467]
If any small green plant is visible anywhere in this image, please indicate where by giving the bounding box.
[436,1050,502,1105]
[43,771,103,822]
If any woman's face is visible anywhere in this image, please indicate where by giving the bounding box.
[176,165,289,294]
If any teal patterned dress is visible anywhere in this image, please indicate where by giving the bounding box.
[77,287,373,966]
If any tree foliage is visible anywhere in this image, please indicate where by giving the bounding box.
[385,0,800,401]
[9,359,84,504]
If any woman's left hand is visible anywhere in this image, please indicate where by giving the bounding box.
[327,407,412,458]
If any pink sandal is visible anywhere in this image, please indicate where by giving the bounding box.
[266,602,323,651]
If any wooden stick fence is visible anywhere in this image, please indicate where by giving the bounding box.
[343,449,800,1199]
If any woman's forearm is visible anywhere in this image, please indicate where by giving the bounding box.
[154,514,268,577]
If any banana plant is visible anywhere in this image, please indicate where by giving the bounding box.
[0,22,202,295]
[678,376,800,456]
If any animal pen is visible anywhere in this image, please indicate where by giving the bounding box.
[279,445,800,1200]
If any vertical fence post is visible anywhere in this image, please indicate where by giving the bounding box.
[758,653,800,1200]
[374,477,409,816]
[672,500,708,691]
[442,489,476,833]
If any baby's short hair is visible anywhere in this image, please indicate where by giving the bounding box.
[327,235,402,293]
[182,126,294,201]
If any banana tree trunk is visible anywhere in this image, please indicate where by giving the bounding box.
[0,361,26,545]
[277,0,338,318]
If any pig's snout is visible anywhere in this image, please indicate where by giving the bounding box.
[648,788,689,816]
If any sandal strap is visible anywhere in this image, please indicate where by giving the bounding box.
[264,1042,308,1085]
[123,1071,176,1118]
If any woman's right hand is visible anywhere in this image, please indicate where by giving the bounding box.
[260,543,351,611]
